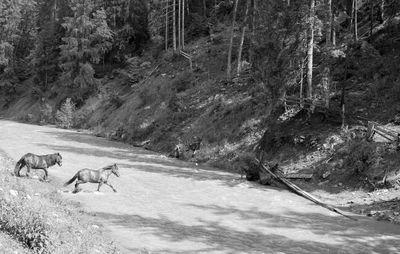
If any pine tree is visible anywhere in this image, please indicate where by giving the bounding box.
[0,0,22,75]
[59,0,113,88]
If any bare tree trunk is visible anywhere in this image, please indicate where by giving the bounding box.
[332,16,336,45]
[322,67,330,108]
[249,0,256,64]
[341,60,348,128]
[370,0,374,37]
[353,0,358,42]
[227,0,239,78]
[203,0,207,17]
[300,58,305,107]
[178,0,181,49]
[341,81,346,128]
[182,0,185,49]
[173,0,177,52]
[165,0,169,50]
[326,0,332,45]
[237,0,250,75]
[380,0,384,23]
[307,0,315,99]
[53,0,58,21]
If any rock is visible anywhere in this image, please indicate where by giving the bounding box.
[140,61,151,68]
[318,180,329,186]
[161,73,167,77]
[126,57,140,67]
[322,171,331,179]
[34,193,40,196]
[26,195,32,200]
[9,189,18,196]
[92,225,100,229]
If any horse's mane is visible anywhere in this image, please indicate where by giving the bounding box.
[102,164,117,171]
[45,153,61,166]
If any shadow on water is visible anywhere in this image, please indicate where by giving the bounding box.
[94,204,400,254]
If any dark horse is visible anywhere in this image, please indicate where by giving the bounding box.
[64,164,120,193]
[14,153,62,181]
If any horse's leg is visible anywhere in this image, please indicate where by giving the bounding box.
[73,180,83,193]
[97,182,103,192]
[42,168,49,182]
[104,182,117,192]
[26,165,31,177]
[16,162,25,177]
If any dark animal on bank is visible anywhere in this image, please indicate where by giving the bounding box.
[14,153,62,181]
[64,164,120,193]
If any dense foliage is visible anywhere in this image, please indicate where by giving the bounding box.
[0,0,149,91]
[1,0,400,111]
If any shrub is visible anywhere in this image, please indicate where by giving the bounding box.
[55,98,75,129]
[342,140,382,176]
[40,103,53,125]
[171,71,193,93]
[0,197,50,252]
[73,108,92,129]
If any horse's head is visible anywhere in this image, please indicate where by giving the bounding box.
[55,153,62,166]
[111,163,120,177]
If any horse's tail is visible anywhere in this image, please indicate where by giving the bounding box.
[64,173,78,187]
[14,157,25,176]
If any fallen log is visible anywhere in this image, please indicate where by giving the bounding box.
[255,159,357,221]
[283,173,313,180]
[132,140,151,147]
[374,125,397,140]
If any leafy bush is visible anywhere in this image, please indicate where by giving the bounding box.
[342,140,382,176]
[55,98,75,129]
[72,108,92,129]
[0,197,49,252]
[171,72,193,93]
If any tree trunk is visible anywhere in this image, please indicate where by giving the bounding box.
[227,0,239,78]
[203,0,207,17]
[178,0,181,49]
[307,0,315,99]
[173,0,177,52]
[370,0,374,37]
[341,60,348,128]
[332,16,336,45]
[237,0,250,75]
[322,67,330,108]
[249,0,256,64]
[300,58,305,107]
[165,0,169,50]
[53,0,58,22]
[326,0,332,45]
[182,0,185,49]
[380,0,384,23]
[353,0,358,42]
